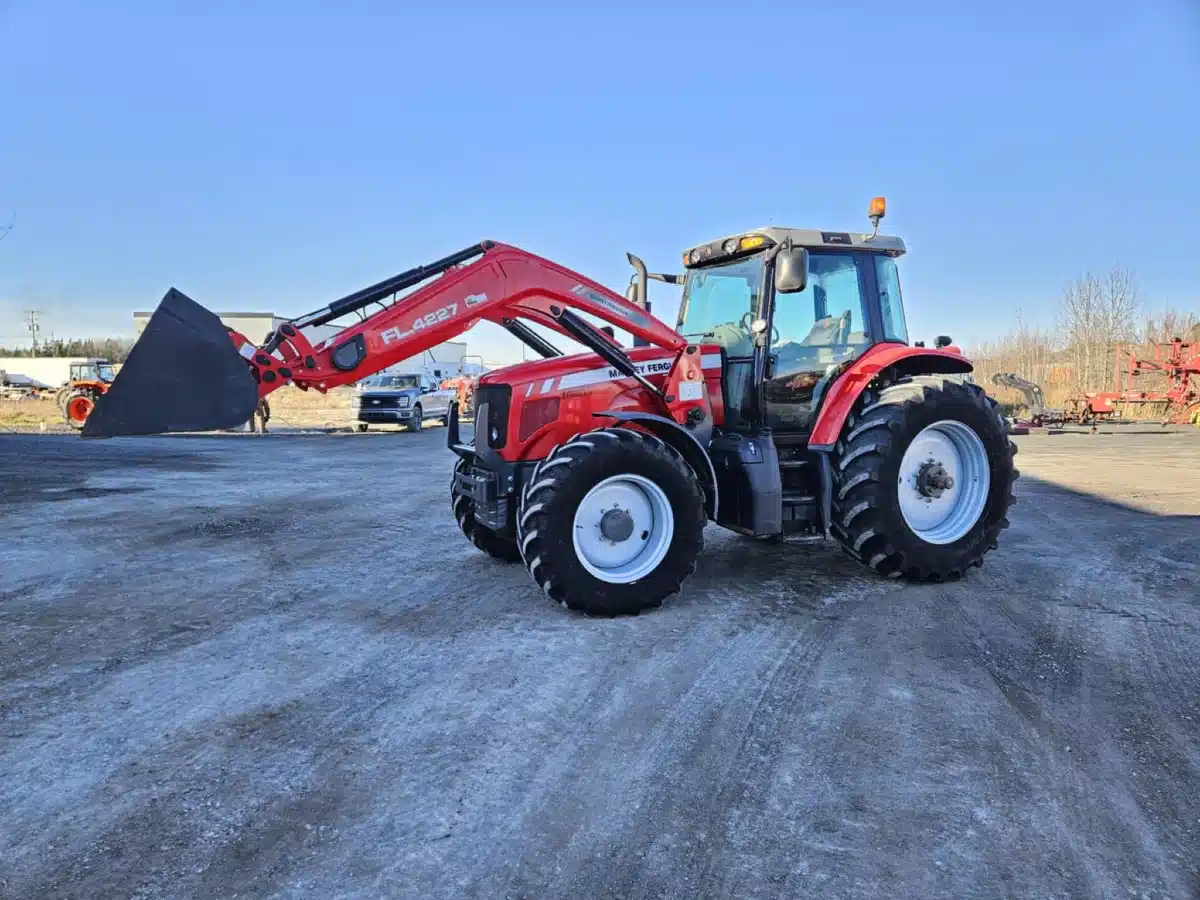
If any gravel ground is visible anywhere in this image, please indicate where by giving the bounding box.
[2,428,1198,900]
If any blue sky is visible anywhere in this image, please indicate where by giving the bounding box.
[1,0,1197,365]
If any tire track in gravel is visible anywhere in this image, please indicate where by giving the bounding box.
[503,611,846,900]
[948,568,1199,899]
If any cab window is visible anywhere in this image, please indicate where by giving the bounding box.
[769,251,871,378]
[874,255,909,343]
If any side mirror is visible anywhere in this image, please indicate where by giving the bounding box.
[774,247,809,294]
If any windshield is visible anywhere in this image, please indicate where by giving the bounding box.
[677,254,765,358]
[98,365,116,382]
[363,374,420,390]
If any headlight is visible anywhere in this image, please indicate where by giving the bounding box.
[397,395,410,408]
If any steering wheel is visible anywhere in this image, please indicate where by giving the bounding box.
[739,311,779,345]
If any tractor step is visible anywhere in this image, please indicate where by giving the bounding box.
[778,459,812,469]
[781,491,818,528]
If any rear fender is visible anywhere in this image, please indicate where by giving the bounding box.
[808,344,974,451]
[593,410,718,520]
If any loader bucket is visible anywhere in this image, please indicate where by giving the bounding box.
[82,288,260,438]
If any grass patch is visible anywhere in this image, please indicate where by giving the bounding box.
[0,397,64,429]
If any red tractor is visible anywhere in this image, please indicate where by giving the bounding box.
[56,359,117,429]
[84,199,1018,616]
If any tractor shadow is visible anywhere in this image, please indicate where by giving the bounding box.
[0,435,218,507]
[683,472,1200,624]
[681,528,884,622]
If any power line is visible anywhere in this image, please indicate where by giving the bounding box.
[22,310,43,354]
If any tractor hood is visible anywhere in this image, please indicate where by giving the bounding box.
[479,345,699,393]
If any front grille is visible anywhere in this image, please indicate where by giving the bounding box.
[358,395,407,410]
[473,384,511,449]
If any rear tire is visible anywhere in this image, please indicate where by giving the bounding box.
[451,457,522,563]
[830,374,1018,580]
[357,423,369,433]
[516,427,705,616]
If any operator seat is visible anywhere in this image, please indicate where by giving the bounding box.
[707,322,754,357]
[800,308,852,347]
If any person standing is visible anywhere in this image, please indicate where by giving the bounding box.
[247,397,271,433]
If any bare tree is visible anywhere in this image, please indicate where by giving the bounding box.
[1140,308,1200,345]
[1098,265,1140,385]
[1055,266,1142,392]
[969,310,1060,409]
[1056,272,1103,391]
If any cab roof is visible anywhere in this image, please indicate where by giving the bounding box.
[683,226,906,268]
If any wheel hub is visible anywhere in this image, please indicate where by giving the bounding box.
[599,507,635,543]
[897,419,991,545]
[571,474,675,584]
[916,461,955,499]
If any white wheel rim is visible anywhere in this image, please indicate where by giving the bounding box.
[897,419,990,545]
[571,474,674,583]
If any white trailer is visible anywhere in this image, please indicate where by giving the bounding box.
[0,357,99,389]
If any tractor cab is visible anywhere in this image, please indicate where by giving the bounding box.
[70,360,116,385]
[676,198,909,436]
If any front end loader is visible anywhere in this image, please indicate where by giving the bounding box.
[86,198,1018,616]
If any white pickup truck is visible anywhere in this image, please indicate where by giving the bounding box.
[351,372,455,432]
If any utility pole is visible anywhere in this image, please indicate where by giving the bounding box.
[23,309,42,355]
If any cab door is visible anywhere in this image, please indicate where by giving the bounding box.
[763,251,875,434]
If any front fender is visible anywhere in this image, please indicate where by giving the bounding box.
[593,410,718,520]
[808,343,974,450]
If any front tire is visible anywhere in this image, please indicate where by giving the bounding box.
[516,428,706,616]
[451,457,522,563]
[63,390,96,430]
[409,406,422,432]
[830,374,1019,580]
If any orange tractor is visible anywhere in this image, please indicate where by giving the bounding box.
[55,359,117,429]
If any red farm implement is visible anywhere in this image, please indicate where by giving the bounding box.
[1067,339,1200,426]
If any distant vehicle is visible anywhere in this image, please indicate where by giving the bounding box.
[0,369,51,399]
[351,372,454,432]
[55,359,118,429]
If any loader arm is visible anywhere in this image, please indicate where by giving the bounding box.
[230,241,687,398]
[83,241,690,437]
